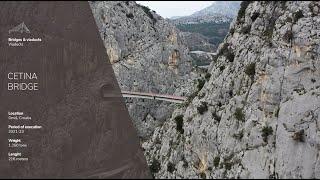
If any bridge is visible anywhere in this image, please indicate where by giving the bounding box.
[121,91,186,103]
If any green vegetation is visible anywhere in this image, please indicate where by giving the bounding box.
[220,65,225,71]
[212,111,221,122]
[218,153,241,172]
[183,161,188,168]
[205,73,211,81]
[241,25,251,34]
[244,62,256,80]
[275,107,280,118]
[264,16,276,40]
[198,92,205,99]
[261,126,273,143]
[126,13,134,19]
[150,158,161,174]
[283,30,293,43]
[138,4,156,22]
[186,91,197,106]
[293,10,304,23]
[174,115,184,134]
[197,102,208,115]
[234,108,245,122]
[224,162,232,170]
[264,28,274,40]
[292,129,305,142]
[167,162,176,173]
[225,51,235,62]
[251,12,260,22]
[176,22,230,46]
[213,156,220,167]
[200,172,206,179]
[217,43,234,62]
[237,1,251,21]
[197,79,206,91]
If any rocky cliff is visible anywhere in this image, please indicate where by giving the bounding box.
[89,1,196,138]
[143,1,320,179]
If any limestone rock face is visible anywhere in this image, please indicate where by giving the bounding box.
[143,1,320,179]
[89,1,195,138]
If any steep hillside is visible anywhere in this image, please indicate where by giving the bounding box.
[180,32,216,53]
[192,1,241,18]
[176,22,230,49]
[171,2,241,52]
[90,1,197,139]
[144,1,320,179]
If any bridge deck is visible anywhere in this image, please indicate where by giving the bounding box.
[121,91,186,103]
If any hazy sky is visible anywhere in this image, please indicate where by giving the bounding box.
[136,1,215,18]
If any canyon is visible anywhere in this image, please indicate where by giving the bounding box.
[91,1,320,179]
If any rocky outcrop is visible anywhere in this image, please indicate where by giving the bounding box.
[144,1,320,179]
[89,1,196,138]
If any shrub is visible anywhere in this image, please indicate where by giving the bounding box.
[229,28,235,35]
[292,129,305,142]
[225,162,232,170]
[126,13,134,19]
[213,156,220,167]
[150,158,161,174]
[237,1,251,21]
[139,4,156,22]
[233,130,244,140]
[218,43,229,56]
[197,102,208,115]
[186,91,198,106]
[183,160,188,168]
[167,162,175,173]
[200,172,206,179]
[251,12,260,22]
[264,28,274,40]
[197,79,206,91]
[212,111,221,122]
[244,62,256,80]
[198,92,205,99]
[225,51,235,62]
[261,126,273,143]
[220,65,225,71]
[174,115,184,134]
[283,30,293,43]
[293,10,304,23]
[275,107,280,117]
[263,15,276,40]
[280,1,287,9]
[234,108,245,122]
[241,25,251,34]
[205,73,211,81]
